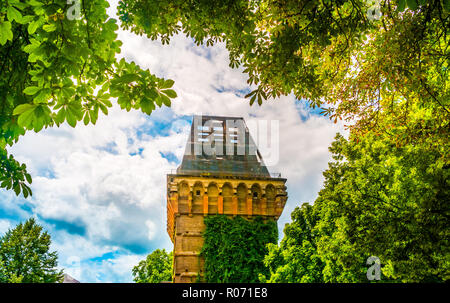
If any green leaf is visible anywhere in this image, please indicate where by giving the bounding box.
[249,94,256,106]
[397,0,406,11]
[23,39,41,53]
[13,183,21,195]
[7,6,23,23]
[406,0,418,10]
[66,112,77,127]
[28,20,40,34]
[0,21,13,45]
[17,105,37,128]
[16,104,51,131]
[83,112,90,125]
[33,88,50,103]
[90,107,99,124]
[146,87,159,99]
[23,86,41,95]
[15,15,34,25]
[22,185,29,198]
[155,96,163,107]
[140,97,155,114]
[162,98,171,107]
[25,173,32,184]
[32,105,51,131]
[117,96,133,111]
[0,137,6,149]
[29,0,43,7]
[161,89,177,98]
[158,95,171,107]
[61,86,75,98]
[120,73,140,83]
[13,104,35,115]
[42,23,56,32]
[54,108,66,124]
[245,90,256,98]
[161,79,175,89]
[98,103,108,115]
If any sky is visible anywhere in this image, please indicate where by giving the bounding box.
[0,1,347,282]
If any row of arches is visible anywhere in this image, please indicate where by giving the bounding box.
[176,181,278,216]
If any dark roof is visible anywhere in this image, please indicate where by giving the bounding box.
[177,115,270,178]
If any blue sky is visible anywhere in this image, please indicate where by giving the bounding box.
[0,1,346,282]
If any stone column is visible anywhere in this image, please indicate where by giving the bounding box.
[261,195,267,216]
[275,196,281,218]
[246,196,252,218]
[203,193,208,215]
[218,194,223,214]
[188,192,193,217]
[232,194,238,216]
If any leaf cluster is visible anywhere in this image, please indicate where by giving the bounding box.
[132,249,173,283]
[119,0,448,129]
[200,215,278,283]
[0,0,177,197]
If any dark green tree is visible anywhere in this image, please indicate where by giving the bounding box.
[313,130,449,282]
[0,218,63,283]
[264,103,449,282]
[132,249,173,283]
[262,203,324,282]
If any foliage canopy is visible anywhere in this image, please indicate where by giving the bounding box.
[119,0,449,128]
[132,249,173,283]
[0,218,63,283]
[264,106,449,282]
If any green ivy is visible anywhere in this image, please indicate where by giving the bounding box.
[200,215,278,283]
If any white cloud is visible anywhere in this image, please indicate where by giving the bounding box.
[0,219,12,236]
[145,220,157,241]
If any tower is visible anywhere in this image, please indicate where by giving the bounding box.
[166,115,287,282]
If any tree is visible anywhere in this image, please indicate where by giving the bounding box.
[314,131,449,282]
[132,249,173,283]
[264,104,449,282]
[0,259,23,283]
[0,218,63,283]
[119,0,449,131]
[262,203,324,283]
[0,0,177,197]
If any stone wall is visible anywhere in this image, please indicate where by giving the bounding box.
[167,174,288,283]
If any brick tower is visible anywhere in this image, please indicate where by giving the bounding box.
[166,115,287,283]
